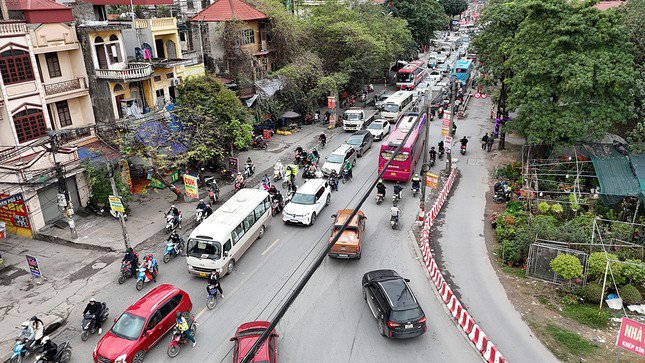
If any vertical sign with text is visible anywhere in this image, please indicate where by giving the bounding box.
[616,317,645,356]
[0,193,32,237]
[183,174,199,199]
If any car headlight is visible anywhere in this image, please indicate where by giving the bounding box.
[115,354,127,363]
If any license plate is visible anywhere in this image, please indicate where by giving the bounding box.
[339,254,348,258]
[390,172,396,176]
[405,324,413,329]
[199,272,207,277]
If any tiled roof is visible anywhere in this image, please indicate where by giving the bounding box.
[5,0,70,11]
[592,1,624,10]
[191,0,268,22]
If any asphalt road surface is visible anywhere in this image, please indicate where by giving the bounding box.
[53,115,479,363]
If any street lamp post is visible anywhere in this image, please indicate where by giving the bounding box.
[446,76,458,173]
[419,87,431,214]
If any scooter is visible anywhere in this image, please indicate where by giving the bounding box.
[281,176,291,190]
[208,185,219,204]
[235,180,245,192]
[390,215,399,229]
[392,191,401,207]
[10,337,36,363]
[329,177,339,192]
[341,169,352,184]
[80,304,109,341]
[375,193,384,205]
[302,167,323,179]
[273,168,284,182]
[34,342,72,363]
[271,197,284,216]
[244,164,255,178]
[85,200,105,217]
[167,316,196,358]
[163,237,184,263]
[460,145,467,155]
[136,267,156,291]
[412,186,420,198]
[195,208,206,225]
[252,136,268,149]
[207,284,220,310]
[118,260,135,285]
[165,213,182,233]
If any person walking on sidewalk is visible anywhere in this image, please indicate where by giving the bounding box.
[481,133,489,150]
[486,134,495,152]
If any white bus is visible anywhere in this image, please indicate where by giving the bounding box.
[186,189,272,277]
[380,91,416,123]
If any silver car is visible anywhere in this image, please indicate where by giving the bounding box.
[346,130,373,157]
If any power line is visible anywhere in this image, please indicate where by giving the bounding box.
[241,112,428,362]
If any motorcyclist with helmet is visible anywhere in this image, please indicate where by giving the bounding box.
[411,174,421,193]
[175,312,196,347]
[207,270,224,298]
[40,336,57,362]
[122,247,139,276]
[393,181,403,199]
[30,316,44,345]
[167,205,180,227]
[376,179,386,198]
[83,298,103,335]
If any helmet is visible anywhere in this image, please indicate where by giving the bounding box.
[20,321,30,328]
[171,205,176,209]
[42,336,50,343]
[200,199,204,203]
[312,147,317,151]
[431,146,435,150]
[148,254,153,259]
[30,316,38,321]
[378,179,383,183]
[176,311,182,318]
[415,174,419,178]
[89,298,96,303]
[247,157,252,162]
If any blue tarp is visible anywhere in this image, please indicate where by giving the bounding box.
[136,120,188,155]
[583,144,642,205]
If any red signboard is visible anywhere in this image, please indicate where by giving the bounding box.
[327,96,336,109]
[616,317,645,356]
[0,193,32,237]
[263,129,271,141]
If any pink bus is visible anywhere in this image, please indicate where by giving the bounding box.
[378,113,427,182]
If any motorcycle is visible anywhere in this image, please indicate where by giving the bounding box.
[281,176,291,190]
[392,191,401,207]
[438,148,445,159]
[167,316,197,358]
[460,145,467,155]
[252,136,268,149]
[220,168,235,183]
[34,342,72,363]
[273,167,284,182]
[235,180,245,191]
[207,284,220,310]
[375,193,384,205]
[341,169,352,184]
[430,156,436,167]
[163,237,184,263]
[136,266,157,291]
[493,181,512,203]
[10,337,38,363]
[412,186,420,198]
[390,215,399,229]
[244,163,255,178]
[118,260,135,285]
[85,200,105,217]
[208,186,219,204]
[302,167,323,179]
[165,213,182,233]
[329,177,339,192]
[271,197,284,216]
[195,208,206,225]
[80,304,109,341]
[295,152,307,167]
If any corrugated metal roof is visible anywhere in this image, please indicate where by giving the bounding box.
[190,0,268,22]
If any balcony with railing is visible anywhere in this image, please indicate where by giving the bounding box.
[95,63,154,81]
[134,18,177,34]
[0,21,27,36]
[44,78,88,98]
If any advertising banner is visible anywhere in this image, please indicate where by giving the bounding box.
[183,174,199,199]
[25,255,41,278]
[444,135,453,150]
[263,129,271,141]
[229,157,239,172]
[327,96,336,109]
[616,317,645,356]
[108,196,125,213]
[0,193,31,237]
[426,173,439,189]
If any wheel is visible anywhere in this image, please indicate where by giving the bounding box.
[207,296,217,310]
[10,355,23,363]
[309,213,317,226]
[163,254,171,263]
[362,287,367,300]
[393,199,398,207]
[227,259,235,275]
[271,208,277,217]
[325,194,331,206]
[258,225,265,238]
[60,348,72,363]
[357,251,362,259]
[378,319,386,336]
[136,280,144,291]
[118,275,126,284]
[132,350,146,363]
[377,198,382,205]
[81,330,90,341]
[190,323,197,336]
[342,177,347,184]
[167,344,180,358]
[282,181,288,189]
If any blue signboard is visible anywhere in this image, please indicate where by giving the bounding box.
[25,255,41,278]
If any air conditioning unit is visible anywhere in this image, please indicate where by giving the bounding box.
[172,78,180,86]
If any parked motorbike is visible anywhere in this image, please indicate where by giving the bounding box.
[85,200,105,217]
[460,145,467,155]
[136,266,157,291]
[252,136,268,149]
[207,284,220,310]
[163,237,184,263]
[341,169,352,184]
[80,304,109,341]
[167,316,197,358]
[118,260,135,285]
[375,193,384,205]
[165,213,182,233]
[34,342,72,363]
[493,181,512,203]
[390,215,399,229]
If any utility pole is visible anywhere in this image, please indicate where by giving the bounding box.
[49,133,78,239]
[105,160,130,250]
[419,89,431,213]
[446,77,457,173]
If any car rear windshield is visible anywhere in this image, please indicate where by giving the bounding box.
[110,312,145,340]
[291,192,315,205]
[391,308,424,322]
[347,138,362,145]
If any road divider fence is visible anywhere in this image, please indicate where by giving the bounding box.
[418,168,507,363]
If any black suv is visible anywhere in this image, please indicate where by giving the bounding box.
[346,130,373,157]
[362,270,426,338]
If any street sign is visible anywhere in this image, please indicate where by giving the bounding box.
[444,135,453,150]
[441,126,449,135]
[108,196,125,213]
[426,173,439,189]
[442,118,450,127]
[262,129,271,141]
[25,255,42,278]
[327,96,336,109]
[228,157,239,172]
[616,317,645,356]
[329,115,337,128]
[183,174,199,199]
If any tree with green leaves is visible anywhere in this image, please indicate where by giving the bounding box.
[84,163,131,208]
[386,0,447,46]
[622,0,645,150]
[440,0,468,18]
[550,253,583,287]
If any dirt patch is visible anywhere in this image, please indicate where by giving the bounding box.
[483,144,645,363]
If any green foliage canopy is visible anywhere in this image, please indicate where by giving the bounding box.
[386,0,447,46]
[550,254,583,283]
[440,0,468,17]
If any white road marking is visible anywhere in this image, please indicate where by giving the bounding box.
[261,239,280,256]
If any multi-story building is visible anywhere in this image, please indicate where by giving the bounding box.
[0,1,96,236]
[191,0,273,80]
[70,0,204,124]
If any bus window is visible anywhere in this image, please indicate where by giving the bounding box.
[223,239,232,253]
[263,197,271,211]
[254,203,266,219]
[243,212,255,232]
[394,152,409,162]
[380,150,393,160]
[232,223,245,245]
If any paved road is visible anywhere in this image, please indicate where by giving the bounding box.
[431,96,558,362]
[52,114,478,362]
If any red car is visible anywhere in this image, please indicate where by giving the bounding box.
[231,321,279,363]
[93,284,192,363]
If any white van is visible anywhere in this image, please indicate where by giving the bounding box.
[380,91,415,123]
[186,189,272,277]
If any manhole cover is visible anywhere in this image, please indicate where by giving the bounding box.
[92,262,107,269]
[466,158,485,166]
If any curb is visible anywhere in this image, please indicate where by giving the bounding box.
[34,232,115,253]
[417,168,507,363]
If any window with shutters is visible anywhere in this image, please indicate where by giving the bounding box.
[13,109,47,143]
[56,101,72,127]
[0,48,35,85]
[241,29,255,45]
[45,52,61,78]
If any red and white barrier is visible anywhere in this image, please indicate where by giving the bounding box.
[419,169,507,363]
